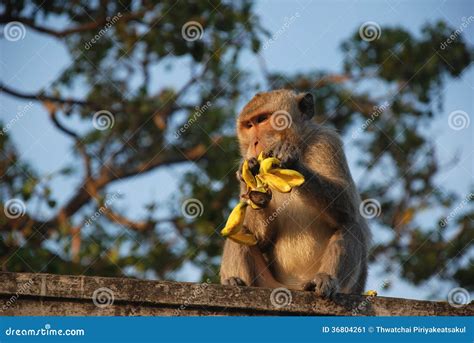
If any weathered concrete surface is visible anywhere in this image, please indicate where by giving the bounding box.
[0,272,472,316]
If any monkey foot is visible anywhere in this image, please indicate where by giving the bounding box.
[303,273,339,298]
[222,277,247,287]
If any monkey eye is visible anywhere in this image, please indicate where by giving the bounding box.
[244,121,252,129]
[256,114,270,124]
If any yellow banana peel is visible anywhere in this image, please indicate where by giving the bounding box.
[220,201,247,237]
[221,154,305,245]
[228,232,257,246]
[241,159,257,189]
[364,290,378,296]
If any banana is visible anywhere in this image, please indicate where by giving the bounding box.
[220,201,248,237]
[241,159,257,189]
[258,173,292,193]
[271,168,305,187]
[364,290,378,296]
[228,232,257,246]
[259,157,280,174]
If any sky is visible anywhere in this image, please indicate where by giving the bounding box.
[0,0,473,300]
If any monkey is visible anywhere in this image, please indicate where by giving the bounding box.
[220,89,371,297]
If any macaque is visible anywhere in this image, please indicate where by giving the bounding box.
[220,89,370,297]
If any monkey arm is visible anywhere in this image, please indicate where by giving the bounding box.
[295,129,358,227]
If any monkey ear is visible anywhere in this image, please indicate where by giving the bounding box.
[297,93,314,120]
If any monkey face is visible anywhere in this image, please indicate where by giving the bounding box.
[236,90,315,159]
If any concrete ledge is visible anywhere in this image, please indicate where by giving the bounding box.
[0,272,472,316]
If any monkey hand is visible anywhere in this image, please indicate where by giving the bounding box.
[303,273,339,298]
[268,141,300,168]
[222,277,247,286]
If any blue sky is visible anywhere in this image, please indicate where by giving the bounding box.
[0,0,473,300]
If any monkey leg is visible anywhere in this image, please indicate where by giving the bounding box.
[220,239,256,286]
[220,240,284,288]
[303,229,362,297]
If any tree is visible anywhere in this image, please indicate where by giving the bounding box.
[1,1,472,293]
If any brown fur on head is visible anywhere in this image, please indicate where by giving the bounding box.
[236,89,314,159]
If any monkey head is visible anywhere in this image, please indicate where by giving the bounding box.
[236,89,315,159]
